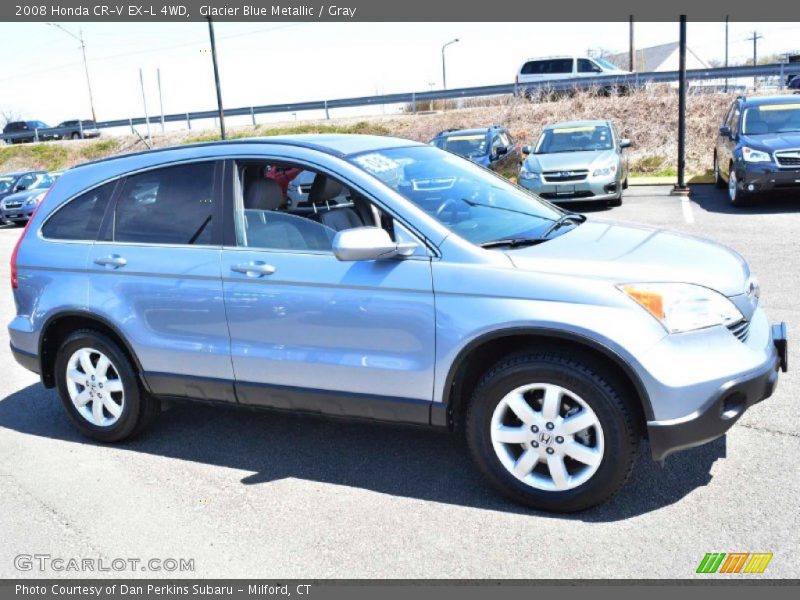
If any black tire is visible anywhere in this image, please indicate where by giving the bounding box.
[466,351,638,512]
[622,177,629,190]
[728,164,753,207]
[71,132,81,140]
[714,154,726,189]
[54,329,160,443]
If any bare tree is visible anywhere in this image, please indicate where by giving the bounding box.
[0,107,23,128]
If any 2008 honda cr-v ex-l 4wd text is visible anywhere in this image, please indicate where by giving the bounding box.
[8,135,788,512]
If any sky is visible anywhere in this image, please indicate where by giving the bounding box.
[0,21,798,130]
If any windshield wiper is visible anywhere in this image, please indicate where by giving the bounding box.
[480,237,547,249]
[540,212,586,238]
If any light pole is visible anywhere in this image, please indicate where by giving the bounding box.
[47,23,97,122]
[441,38,460,90]
[207,17,226,140]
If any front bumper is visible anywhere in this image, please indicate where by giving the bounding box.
[519,174,621,202]
[647,321,788,461]
[738,162,800,195]
[1,205,36,222]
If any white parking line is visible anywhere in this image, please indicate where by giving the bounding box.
[681,196,695,224]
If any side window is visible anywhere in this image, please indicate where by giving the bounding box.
[235,161,397,253]
[554,59,574,74]
[729,106,741,136]
[42,182,114,241]
[578,59,601,73]
[114,162,216,245]
[15,174,37,191]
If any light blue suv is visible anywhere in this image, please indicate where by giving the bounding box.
[9,135,788,512]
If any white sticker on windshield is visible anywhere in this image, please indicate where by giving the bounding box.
[352,152,399,173]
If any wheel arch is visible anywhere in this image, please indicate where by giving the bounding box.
[38,310,147,391]
[441,327,653,434]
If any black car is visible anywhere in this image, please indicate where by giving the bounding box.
[2,120,54,144]
[429,125,520,177]
[55,120,101,140]
[789,76,800,93]
[714,95,800,206]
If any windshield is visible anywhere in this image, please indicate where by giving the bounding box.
[742,104,800,135]
[593,57,619,71]
[436,133,489,158]
[0,177,14,193]
[348,145,563,246]
[535,124,613,154]
[29,174,55,190]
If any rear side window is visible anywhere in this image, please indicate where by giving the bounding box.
[114,162,216,245]
[42,182,114,241]
[521,59,573,75]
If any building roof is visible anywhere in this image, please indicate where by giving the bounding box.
[605,42,709,72]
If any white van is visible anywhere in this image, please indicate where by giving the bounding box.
[515,56,630,96]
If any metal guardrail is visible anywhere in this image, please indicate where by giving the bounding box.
[2,63,799,143]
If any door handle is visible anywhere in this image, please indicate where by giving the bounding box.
[94,255,127,269]
[231,262,276,277]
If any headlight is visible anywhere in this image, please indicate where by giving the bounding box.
[519,166,540,181]
[618,283,743,333]
[592,164,617,177]
[25,192,47,207]
[742,147,771,163]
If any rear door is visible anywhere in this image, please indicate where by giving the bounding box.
[87,160,235,403]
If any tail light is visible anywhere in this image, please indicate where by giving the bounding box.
[10,194,46,289]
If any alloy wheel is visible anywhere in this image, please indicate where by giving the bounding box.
[65,347,125,427]
[490,383,604,492]
[728,169,738,203]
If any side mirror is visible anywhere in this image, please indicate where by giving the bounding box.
[719,125,732,138]
[522,145,532,155]
[15,185,27,192]
[333,227,418,262]
[619,139,632,149]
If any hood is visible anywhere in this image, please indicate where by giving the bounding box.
[1,188,46,204]
[525,149,617,173]
[505,219,749,297]
[741,131,800,151]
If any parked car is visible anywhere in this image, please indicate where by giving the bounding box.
[2,120,54,143]
[9,135,787,512]
[714,95,800,206]
[518,120,630,206]
[0,170,50,203]
[515,56,630,99]
[429,126,520,175]
[55,120,101,140]
[1,171,61,225]
[788,76,800,93]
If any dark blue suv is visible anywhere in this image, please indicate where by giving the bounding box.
[714,95,800,206]
[430,126,519,175]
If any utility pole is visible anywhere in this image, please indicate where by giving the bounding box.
[724,16,729,93]
[157,68,165,133]
[139,68,151,141]
[47,23,97,122]
[629,16,635,71]
[672,15,690,196]
[746,30,764,90]
[207,17,226,139]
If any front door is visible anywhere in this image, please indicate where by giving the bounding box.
[221,160,436,424]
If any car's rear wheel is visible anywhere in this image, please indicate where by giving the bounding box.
[714,154,726,189]
[466,352,638,512]
[71,132,81,140]
[55,330,160,442]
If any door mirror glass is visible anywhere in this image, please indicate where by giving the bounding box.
[333,227,418,261]
[521,145,532,155]
[719,125,732,138]
[494,145,508,157]
[619,139,632,149]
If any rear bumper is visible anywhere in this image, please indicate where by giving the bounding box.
[647,322,788,461]
[10,342,40,374]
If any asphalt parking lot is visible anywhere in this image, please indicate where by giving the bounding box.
[0,185,798,579]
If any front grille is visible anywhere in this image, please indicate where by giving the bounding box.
[775,151,800,167]
[3,202,22,209]
[543,170,589,182]
[727,319,750,343]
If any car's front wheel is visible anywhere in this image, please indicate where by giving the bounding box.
[54,330,160,442]
[466,352,638,512]
[728,166,752,207]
